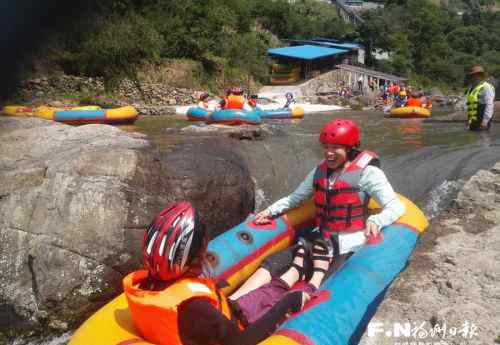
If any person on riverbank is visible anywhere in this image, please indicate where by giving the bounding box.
[465,65,496,131]
[229,119,405,299]
[283,92,296,109]
[124,201,334,345]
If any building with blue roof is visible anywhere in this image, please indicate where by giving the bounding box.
[267,38,405,88]
[267,39,364,84]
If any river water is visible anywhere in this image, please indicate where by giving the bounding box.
[131,108,500,219]
[13,108,500,345]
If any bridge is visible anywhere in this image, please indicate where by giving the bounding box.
[330,0,364,25]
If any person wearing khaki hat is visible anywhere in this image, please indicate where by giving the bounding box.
[465,65,496,130]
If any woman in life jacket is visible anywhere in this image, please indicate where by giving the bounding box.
[229,119,405,299]
[220,86,246,110]
[124,201,333,345]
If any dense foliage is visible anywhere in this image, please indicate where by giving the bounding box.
[359,0,500,89]
[44,0,351,91]
[8,0,500,95]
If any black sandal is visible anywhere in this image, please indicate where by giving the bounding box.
[290,237,312,281]
[311,238,334,275]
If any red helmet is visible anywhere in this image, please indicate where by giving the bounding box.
[199,92,209,101]
[319,119,360,147]
[231,87,244,95]
[143,201,206,281]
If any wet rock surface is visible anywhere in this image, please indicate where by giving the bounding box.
[181,123,268,140]
[0,116,253,340]
[359,163,500,345]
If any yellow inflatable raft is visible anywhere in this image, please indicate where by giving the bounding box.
[389,106,431,118]
[1,105,34,116]
[69,194,428,345]
[2,105,101,120]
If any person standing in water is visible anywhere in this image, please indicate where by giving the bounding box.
[465,65,496,131]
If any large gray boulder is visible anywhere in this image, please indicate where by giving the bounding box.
[0,117,253,340]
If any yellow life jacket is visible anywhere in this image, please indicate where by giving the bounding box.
[467,81,494,128]
[124,270,235,345]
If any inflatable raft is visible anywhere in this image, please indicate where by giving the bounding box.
[52,106,138,124]
[207,108,261,125]
[1,105,34,116]
[33,106,102,120]
[186,107,211,121]
[262,106,304,119]
[389,106,431,118]
[69,193,428,345]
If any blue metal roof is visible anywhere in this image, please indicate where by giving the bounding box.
[267,45,348,60]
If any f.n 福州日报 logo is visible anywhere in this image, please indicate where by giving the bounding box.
[366,320,478,345]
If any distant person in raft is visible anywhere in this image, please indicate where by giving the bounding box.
[220,86,253,111]
[283,92,296,109]
[229,119,405,300]
[405,92,422,107]
[197,92,216,111]
[124,201,335,345]
[465,65,496,131]
[247,94,258,108]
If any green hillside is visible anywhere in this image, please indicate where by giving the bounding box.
[359,0,500,90]
[23,0,352,94]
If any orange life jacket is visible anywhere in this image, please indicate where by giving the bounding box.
[225,95,245,109]
[406,98,422,107]
[313,151,378,236]
[124,270,236,345]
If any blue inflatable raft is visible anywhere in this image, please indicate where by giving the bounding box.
[207,108,262,125]
[262,106,305,119]
[187,107,211,121]
[53,106,138,124]
[69,195,428,345]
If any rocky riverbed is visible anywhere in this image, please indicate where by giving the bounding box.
[360,164,500,345]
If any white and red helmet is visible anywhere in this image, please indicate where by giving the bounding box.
[143,201,206,281]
